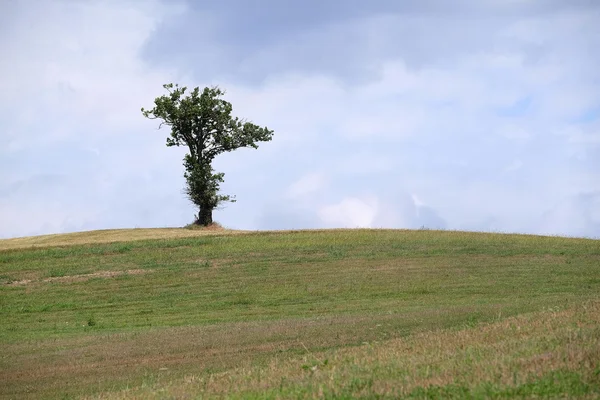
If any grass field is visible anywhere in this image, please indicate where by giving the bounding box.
[1,228,599,399]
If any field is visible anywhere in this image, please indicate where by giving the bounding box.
[1,228,599,399]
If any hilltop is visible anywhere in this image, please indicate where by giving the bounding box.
[1,228,599,399]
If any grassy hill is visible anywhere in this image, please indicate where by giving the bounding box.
[1,228,599,399]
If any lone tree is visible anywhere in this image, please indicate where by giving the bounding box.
[142,84,274,226]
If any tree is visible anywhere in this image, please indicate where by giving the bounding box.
[142,84,274,226]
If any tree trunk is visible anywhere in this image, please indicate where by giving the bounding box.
[197,206,213,226]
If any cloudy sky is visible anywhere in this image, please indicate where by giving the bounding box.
[1,0,599,239]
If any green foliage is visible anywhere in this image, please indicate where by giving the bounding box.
[182,156,232,215]
[142,84,274,225]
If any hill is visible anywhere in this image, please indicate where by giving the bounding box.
[1,229,599,398]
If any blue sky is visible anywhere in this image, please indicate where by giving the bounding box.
[1,0,599,239]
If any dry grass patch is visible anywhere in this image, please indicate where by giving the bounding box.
[6,269,151,286]
[92,300,600,399]
[0,227,250,251]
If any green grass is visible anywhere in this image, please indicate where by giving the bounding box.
[0,229,599,399]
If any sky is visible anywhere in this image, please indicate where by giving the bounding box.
[1,0,599,239]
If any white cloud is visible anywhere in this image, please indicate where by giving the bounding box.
[286,173,327,199]
[1,0,186,148]
[504,160,524,173]
[537,193,600,238]
[0,0,192,238]
[0,0,598,238]
[319,197,379,228]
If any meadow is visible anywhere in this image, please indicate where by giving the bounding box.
[1,228,599,399]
